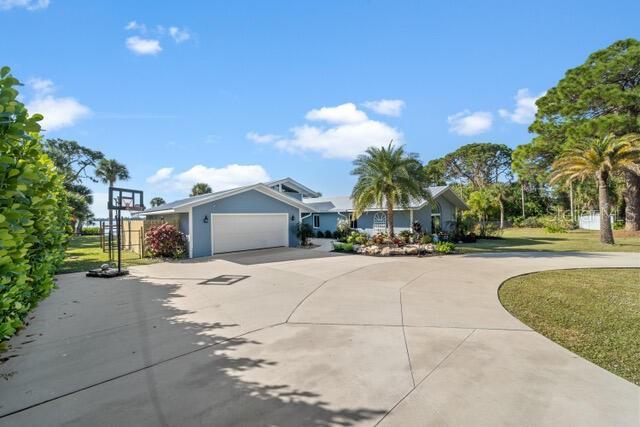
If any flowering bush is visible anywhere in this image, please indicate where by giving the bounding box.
[145,223,187,258]
[371,233,387,245]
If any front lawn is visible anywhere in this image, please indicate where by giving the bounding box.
[459,228,640,253]
[58,235,159,274]
[499,268,640,385]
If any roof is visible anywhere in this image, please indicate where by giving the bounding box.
[266,177,321,198]
[302,186,468,212]
[141,182,315,215]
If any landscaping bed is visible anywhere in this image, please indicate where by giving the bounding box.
[331,230,457,256]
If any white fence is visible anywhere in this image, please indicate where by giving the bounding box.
[578,212,615,230]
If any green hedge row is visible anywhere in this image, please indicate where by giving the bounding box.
[0,67,69,340]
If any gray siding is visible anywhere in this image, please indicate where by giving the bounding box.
[303,212,341,233]
[191,189,300,257]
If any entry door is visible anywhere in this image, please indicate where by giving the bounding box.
[211,213,288,254]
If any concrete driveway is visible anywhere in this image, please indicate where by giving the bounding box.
[1,250,638,426]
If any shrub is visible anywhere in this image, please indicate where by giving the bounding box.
[540,215,574,234]
[336,219,351,239]
[323,230,333,238]
[316,230,325,238]
[144,223,186,258]
[332,242,354,252]
[435,242,456,254]
[346,231,369,245]
[398,230,413,244]
[512,216,545,228]
[1,67,70,340]
[81,226,100,235]
[371,233,387,245]
[613,220,625,230]
[296,222,314,246]
[420,234,433,244]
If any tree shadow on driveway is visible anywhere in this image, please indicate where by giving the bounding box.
[0,274,386,426]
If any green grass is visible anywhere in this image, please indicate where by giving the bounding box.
[57,235,160,274]
[459,228,640,253]
[499,268,640,385]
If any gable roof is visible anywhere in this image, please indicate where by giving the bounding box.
[142,183,316,215]
[266,177,321,198]
[302,186,468,212]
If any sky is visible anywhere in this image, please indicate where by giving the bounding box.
[2,0,639,218]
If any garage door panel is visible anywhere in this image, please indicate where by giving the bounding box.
[211,214,288,254]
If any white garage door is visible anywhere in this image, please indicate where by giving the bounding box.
[211,213,289,254]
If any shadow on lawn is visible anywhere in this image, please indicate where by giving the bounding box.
[0,275,385,426]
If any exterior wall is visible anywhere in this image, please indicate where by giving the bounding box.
[303,212,342,233]
[356,210,411,234]
[191,190,300,257]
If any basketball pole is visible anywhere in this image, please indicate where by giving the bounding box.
[117,207,122,273]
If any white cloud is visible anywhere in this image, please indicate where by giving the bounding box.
[252,102,402,160]
[125,20,146,32]
[26,78,91,131]
[169,26,191,43]
[276,120,401,160]
[305,103,368,125]
[447,110,493,136]
[0,0,49,11]
[362,99,405,117]
[498,88,545,125]
[246,132,279,144]
[28,77,54,95]
[146,164,271,192]
[126,36,162,55]
[146,167,174,184]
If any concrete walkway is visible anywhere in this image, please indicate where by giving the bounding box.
[0,251,638,426]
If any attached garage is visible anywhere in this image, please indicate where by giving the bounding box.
[211,213,289,254]
[141,181,317,258]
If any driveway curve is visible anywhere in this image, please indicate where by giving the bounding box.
[0,250,638,426]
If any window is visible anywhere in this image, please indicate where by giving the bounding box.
[349,213,358,229]
[373,212,386,233]
[431,202,441,233]
[313,214,320,228]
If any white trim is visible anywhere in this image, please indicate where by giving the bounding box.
[409,209,414,228]
[142,209,175,216]
[267,177,321,198]
[312,213,320,228]
[150,183,316,214]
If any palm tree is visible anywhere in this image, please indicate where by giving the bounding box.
[351,142,430,237]
[190,182,212,197]
[550,134,640,244]
[95,159,130,260]
[150,197,165,207]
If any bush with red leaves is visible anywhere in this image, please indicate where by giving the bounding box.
[144,223,187,258]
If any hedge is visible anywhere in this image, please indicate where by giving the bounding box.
[0,67,69,340]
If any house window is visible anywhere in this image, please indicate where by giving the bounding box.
[373,212,386,233]
[313,214,320,228]
[431,202,441,233]
[349,213,358,229]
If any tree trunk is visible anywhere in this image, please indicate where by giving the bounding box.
[387,201,394,237]
[569,181,574,222]
[498,199,505,229]
[623,170,640,231]
[520,182,525,218]
[597,172,615,244]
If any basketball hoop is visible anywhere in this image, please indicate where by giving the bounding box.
[89,187,145,278]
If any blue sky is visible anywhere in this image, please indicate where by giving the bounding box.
[2,0,639,218]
